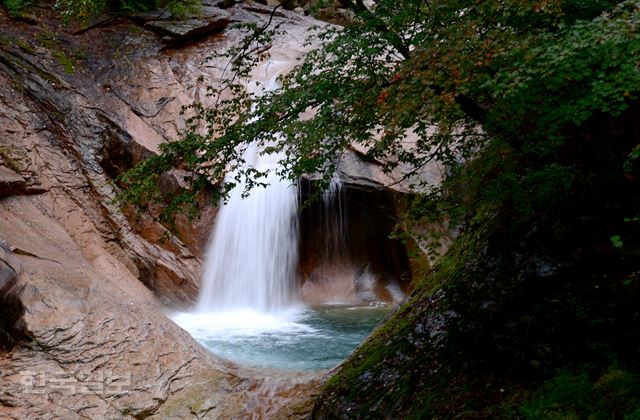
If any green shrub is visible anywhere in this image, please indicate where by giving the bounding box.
[54,0,199,24]
[2,0,33,17]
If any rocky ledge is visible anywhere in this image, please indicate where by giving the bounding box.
[132,0,232,47]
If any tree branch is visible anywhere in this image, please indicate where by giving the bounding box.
[337,0,411,59]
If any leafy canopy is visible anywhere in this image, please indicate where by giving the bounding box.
[119,0,640,224]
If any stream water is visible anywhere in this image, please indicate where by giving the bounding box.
[174,304,387,371]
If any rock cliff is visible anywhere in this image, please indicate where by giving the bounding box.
[0,3,322,418]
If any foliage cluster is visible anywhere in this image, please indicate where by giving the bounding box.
[1,0,32,17]
[54,0,200,23]
[2,0,197,23]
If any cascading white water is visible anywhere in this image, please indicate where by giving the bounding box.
[196,147,299,312]
[196,61,299,313]
[322,176,347,262]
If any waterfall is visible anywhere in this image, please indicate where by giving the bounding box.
[322,176,347,264]
[171,38,393,372]
[196,61,299,313]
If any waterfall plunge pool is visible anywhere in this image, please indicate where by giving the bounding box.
[173,304,388,371]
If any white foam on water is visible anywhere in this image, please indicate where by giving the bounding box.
[173,306,315,340]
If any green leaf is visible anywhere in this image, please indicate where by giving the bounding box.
[610,235,624,248]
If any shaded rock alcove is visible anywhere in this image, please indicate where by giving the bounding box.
[298,179,413,304]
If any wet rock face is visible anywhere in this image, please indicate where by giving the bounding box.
[98,120,152,179]
[0,44,201,309]
[299,180,413,304]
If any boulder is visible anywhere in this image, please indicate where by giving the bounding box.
[144,6,230,46]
